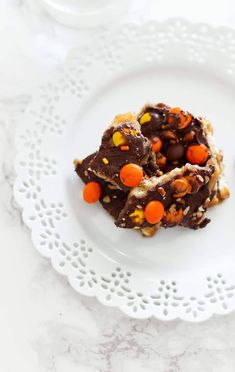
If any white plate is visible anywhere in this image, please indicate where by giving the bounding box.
[14,19,235,321]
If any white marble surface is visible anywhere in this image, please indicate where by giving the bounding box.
[1,0,235,371]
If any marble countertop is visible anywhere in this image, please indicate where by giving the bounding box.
[1,1,235,371]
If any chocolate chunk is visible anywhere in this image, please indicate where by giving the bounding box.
[138,103,229,210]
[143,111,162,129]
[139,103,169,138]
[143,159,161,177]
[74,153,96,183]
[166,143,185,162]
[75,153,127,220]
[88,113,151,191]
[138,103,211,171]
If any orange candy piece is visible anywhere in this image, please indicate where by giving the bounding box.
[144,200,165,224]
[186,144,209,165]
[155,153,167,168]
[120,145,130,151]
[182,114,192,129]
[120,163,143,187]
[151,137,162,153]
[168,107,192,129]
[83,181,101,204]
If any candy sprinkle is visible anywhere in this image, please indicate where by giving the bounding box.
[120,145,129,151]
[140,112,151,125]
[129,209,145,225]
[102,157,109,165]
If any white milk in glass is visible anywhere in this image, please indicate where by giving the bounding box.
[44,0,110,12]
[40,0,126,27]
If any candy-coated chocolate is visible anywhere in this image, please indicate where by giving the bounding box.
[170,177,191,198]
[151,136,162,153]
[129,209,145,224]
[167,107,192,130]
[144,200,164,224]
[166,143,185,162]
[120,163,143,187]
[140,112,151,125]
[83,181,101,204]
[186,144,209,165]
[112,131,126,147]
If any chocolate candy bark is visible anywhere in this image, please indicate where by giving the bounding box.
[139,103,211,170]
[88,113,151,191]
[116,164,217,236]
[138,103,229,205]
[74,104,230,238]
[74,154,127,220]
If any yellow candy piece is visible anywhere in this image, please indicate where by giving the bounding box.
[102,157,109,165]
[140,112,151,125]
[130,129,137,137]
[112,131,126,147]
[123,128,137,137]
[129,209,145,225]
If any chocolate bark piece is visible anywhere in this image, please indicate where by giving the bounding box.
[143,158,163,177]
[138,103,230,205]
[74,154,127,220]
[207,176,230,207]
[138,103,211,171]
[116,163,217,235]
[88,113,151,191]
[74,153,96,184]
[200,119,230,206]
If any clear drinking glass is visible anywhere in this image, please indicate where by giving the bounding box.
[40,0,127,28]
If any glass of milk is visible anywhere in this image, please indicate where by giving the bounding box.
[40,0,127,28]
